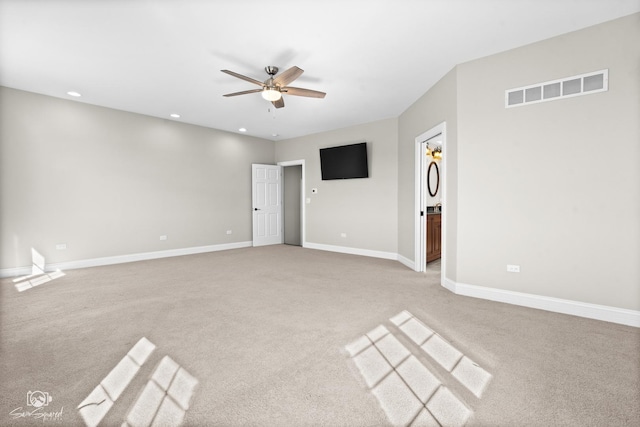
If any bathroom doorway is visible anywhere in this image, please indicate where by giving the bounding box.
[424,134,443,271]
[414,122,446,285]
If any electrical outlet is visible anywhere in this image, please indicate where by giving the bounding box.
[226,230,232,235]
[506,264,520,273]
[56,243,67,250]
[340,233,347,238]
[306,198,311,204]
[160,235,167,241]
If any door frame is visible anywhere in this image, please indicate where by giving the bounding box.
[414,122,446,285]
[278,159,306,247]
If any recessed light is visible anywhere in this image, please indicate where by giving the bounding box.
[239,128,247,132]
[67,91,81,97]
[272,133,279,137]
[170,113,180,118]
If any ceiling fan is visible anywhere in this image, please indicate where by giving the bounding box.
[221,66,326,109]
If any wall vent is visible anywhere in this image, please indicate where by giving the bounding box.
[505,69,608,108]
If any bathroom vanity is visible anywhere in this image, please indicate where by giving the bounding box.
[426,211,441,263]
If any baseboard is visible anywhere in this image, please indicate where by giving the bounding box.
[304,242,398,261]
[442,277,457,293]
[0,241,252,278]
[445,279,640,328]
[397,254,415,270]
[0,266,33,279]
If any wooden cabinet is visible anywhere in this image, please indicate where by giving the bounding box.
[426,214,441,263]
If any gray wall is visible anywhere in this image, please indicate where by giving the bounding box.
[454,13,639,310]
[0,87,274,269]
[398,68,458,280]
[275,118,398,254]
[397,13,639,311]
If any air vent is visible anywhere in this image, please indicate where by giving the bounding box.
[506,69,608,108]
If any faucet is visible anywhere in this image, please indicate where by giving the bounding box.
[435,202,442,212]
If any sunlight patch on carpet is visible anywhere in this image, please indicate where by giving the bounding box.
[353,344,394,388]
[452,357,492,398]
[78,337,156,427]
[77,337,198,427]
[13,248,66,292]
[124,356,198,427]
[346,310,493,426]
[422,334,463,372]
[394,311,493,398]
[427,386,472,425]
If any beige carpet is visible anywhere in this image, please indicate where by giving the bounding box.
[1,245,638,426]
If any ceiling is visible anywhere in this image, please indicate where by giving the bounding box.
[1,1,638,141]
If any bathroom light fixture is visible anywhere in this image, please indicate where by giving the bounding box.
[426,144,442,160]
[261,87,282,101]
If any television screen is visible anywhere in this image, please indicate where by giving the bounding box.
[319,142,369,180]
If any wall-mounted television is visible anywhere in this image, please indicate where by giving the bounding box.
[319,142,369,180]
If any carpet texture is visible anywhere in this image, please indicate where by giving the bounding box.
[1,245,638,426]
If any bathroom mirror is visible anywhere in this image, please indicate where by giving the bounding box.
[427,161,439,197]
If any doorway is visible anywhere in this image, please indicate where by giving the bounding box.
[278,160,306,247]
[283,165,302,246]
[414,123,446,286]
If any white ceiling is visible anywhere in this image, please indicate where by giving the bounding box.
[1,0,638,141]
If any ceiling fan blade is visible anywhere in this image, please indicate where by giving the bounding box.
[282,86,326,98]
[272,97,285,109]
[221,69,264,87]
[273,66,304,87]
[223,88,263,97]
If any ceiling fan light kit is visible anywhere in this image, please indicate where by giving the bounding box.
[261,87,282,101]
[222,65,325,109]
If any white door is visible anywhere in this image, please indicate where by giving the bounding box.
[252,164,283,246]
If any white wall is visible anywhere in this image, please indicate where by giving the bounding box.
[275,118,398,255]
[0,87,274,270]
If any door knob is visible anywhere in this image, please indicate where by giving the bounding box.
[254,208,261,211]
